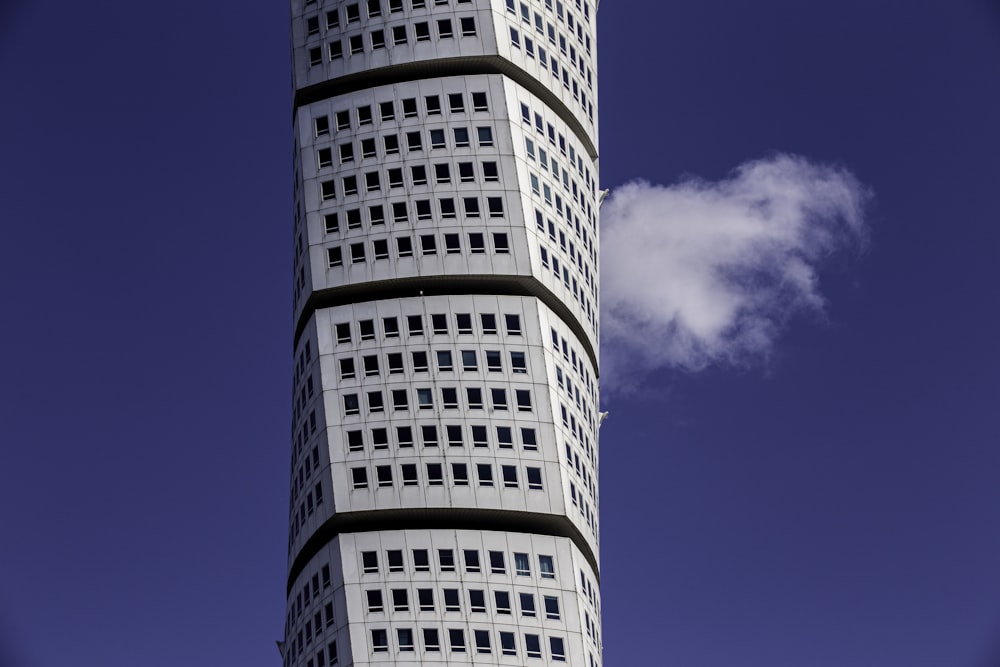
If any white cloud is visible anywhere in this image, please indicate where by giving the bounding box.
[600,153,871,394]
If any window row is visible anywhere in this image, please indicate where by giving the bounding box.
[320,127,496,171]
[305,0,475,33]
[321,195,504,226]
[345,423,539,453]
[370,627,566,660]
[307,17,478,65]
[313,92,490,138]
[518,100,597,205]
[341,386,535,414]
[349,461,545,491]
[338,348,528,379]
[333,312,521,343]
[325,230,511,266]
[365,586,561,620]
[361,548,556,579]
[318,166,504,201]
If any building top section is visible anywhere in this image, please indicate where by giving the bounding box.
[290,0,599,154]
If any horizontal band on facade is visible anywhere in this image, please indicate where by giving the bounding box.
[293,55,598,160]
[293,274,598,377]
[286,507,600,595]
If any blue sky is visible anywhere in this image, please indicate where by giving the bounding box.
[1,1,999,666]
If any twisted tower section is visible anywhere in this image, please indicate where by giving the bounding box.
[282,1,602,664]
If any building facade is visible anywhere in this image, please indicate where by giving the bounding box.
[282,1,601,664]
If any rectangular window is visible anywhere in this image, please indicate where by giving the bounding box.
[362,550,378,573]
[439,549,455,571]
[460,17,477,37]
[527,467,544,490]
[463,549,480,572]
[452,463,469,485]
[437,19,454,38]
[525,634,542,659]
[423,628,440,652]
[371,629,388,652]
[413,548,430,571]
[514,552,530,576]
[418,588,434,611]
[550,636,566,661]
[476,463,494,487]
[502,465,518,487]
[426,462,443,485]
[490,388,508,410]
[495,590,512,614]
[538,554,555,578]
[448,628,465,653]
[544,595,561,619]
[519,592,536,617]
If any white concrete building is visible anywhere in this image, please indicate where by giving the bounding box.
[282,1,601,665]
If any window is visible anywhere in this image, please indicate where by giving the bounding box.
[458,162,474,182]
[387,549,403,572]
[461,350,478,371]
[346,208,362,229]
[396,236,413,257]
[493,233,510,253]
[342,175,358,196]
[434,163,450,183]
[417,388,433,409]
[477,126,494,146]
[392,24,408,44]
[371,629,388,653]
[527,467,544,490]
[466,387,483,409]
[430,128,446,148]
[376,465,392,487]
[372,427,389,448]
[349,34,364,53]
[442,387,458,408]
[444,233,461,254]
[455,313,472,334]
[472,92,488,111]
[335,110,351,130]
[413,548,430,571]
[510,351,527,373]
[452,463,469,485]
[525,634,542,659]
[514,552,530,576]
[401,463,418,486]
[420,424,438,447]
[367,589,385,612]
[490,388,508,410]
[474,629,491,654]
[423,628,440,652]
[488,197,504,217]
[402,98,417,117]
[391,201,407,222]
[352,467,367,489]
[483,161,499,181]
[521,428,537,450]
[397,426,413,447]
[519,592,536,617]
[495,590,512,614]
[437,19,454,38]
[422,234,439,255]
[544,595,561,619]
[328,40,343,60]
[344,394,360,415]
[538,554,555,578]
[418,588,434,611]
[448,93,465,113]
[347,429,364,451]
[411,165,427,185]
[345,3,361,22]
[468,232,485,254]
[398,628,414,652]
[317,147,332,168]
[500,631,516,656]
[324,213,339,235]
[440,198,456,218]
[392,388,409,410]
[406,131,423,151]
[480,313,497,334]
[392,588,409,611]
[321,180,336,201]
[516,389,532,411]
[489,550,505,573]
[460,17,477,37]
[448,629,465,653]
[443,588,460,611]
[485,350,501,372]
[327,247,343,267]
[502,465,518,487]
[370,29,385,49]
[550,636,567,662]
[414,21,430,40]
[362,355,379,376]
[463,549,480,573]
[469,589,486,613]
[362,550,378,573]
[463,197,480,217]
[315,116,330,136]
[416,199,432,220]
[446,424,463,446]
[309,46,323,66]
[477,463,494,487]
[439,549,455,571]
[427,462,443,485]
[365,171,381,193]
[425,95,441,115]
[411,351,428,372]
[505,314,522,335]
[436,350,453,371]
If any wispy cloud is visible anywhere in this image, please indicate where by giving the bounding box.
[601,153,871,395]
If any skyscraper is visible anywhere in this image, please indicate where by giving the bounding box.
[282,0,601,664]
